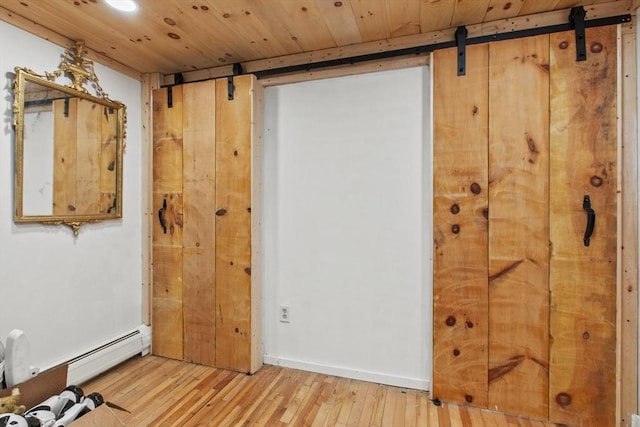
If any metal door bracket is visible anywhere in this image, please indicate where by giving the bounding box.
[455,26,468,76]
[228,63,243,100]
[569,6,587,62]
[167,73,183,108]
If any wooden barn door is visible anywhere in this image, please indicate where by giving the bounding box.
[433,26,617,427]
[152,75,262,374]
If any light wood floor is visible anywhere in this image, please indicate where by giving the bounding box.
[81,355,561,426]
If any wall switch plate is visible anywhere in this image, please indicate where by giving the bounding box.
[279,305,290,323]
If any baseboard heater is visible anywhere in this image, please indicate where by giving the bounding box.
[64,325,151,385]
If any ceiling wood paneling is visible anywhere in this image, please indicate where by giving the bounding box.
[0,0,632,77]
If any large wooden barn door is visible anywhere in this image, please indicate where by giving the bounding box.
[152,75,262,374]
[433,26,617,427]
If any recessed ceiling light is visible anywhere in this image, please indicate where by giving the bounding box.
[105,0,138,12]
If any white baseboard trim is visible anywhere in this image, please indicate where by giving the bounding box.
[632,413,640,427]
[263,355,429,391]
[43,325,152,386]
[67,324,152,385]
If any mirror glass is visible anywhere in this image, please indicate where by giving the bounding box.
[13,45,125,235]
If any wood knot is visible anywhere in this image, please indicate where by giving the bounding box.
[453,349,460,357]
[590,176,603,187]
[470,183,481,194]
[590,42,603,53]
[559,41,569,49]
[450,204,460,214]
[525,133,538,154]
[216,208,227,216]
[555,392,572,408]
[451,224,460,234]
[482,207,489,219]
[582,331,590,340]
[445,316,456,326]
[244,267,252,275]
[465,394,473,403]
[465,321,474,329]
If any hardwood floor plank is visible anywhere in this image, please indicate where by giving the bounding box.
[352,382,375,427]
[81,355,561,426]
[403,390,417,427]
[212,367,284,426]
[416,392,430,426]
[324,377,354,426]
[336,380,357,424]
[370,383,388,426]
[391,389,407,426]
[380,385,396,427]
[468,406,486,425]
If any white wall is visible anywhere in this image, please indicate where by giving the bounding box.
[262,67,432,390]
[0,20,143,370]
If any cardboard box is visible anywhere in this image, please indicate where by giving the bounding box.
[0,365,128,425]
[70,404,127,426]
[0,364,68,410]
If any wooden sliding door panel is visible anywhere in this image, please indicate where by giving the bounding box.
[549,26,617,427]
[182,80,217,366]
[433,27,618,426]
[433,44,489,407]
[215,75,254,372]
[153,77,259,373]
[487,35,550,419]
[152,86,185,360]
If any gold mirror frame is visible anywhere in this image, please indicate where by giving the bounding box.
[13,41,125,236]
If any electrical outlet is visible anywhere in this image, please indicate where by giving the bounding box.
[279,305,290,323]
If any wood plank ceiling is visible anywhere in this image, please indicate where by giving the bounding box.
[0,0,633,77]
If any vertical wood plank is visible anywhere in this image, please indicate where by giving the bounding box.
[142,72,162,326]
[487,34,550,419]
[621,23,638,427]
[549,26,617,427]
[75,98,102,215]
[100,104,117,214]
[53,98,77,215]
[250,78,264,374]
[432,44,489,408]
[215,75,254,372]
[152,86,185,360]
[182,80,217,366]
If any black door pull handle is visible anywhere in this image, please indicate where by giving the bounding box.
[583,195,595,246]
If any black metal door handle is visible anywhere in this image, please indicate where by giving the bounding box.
[583,195,595,246]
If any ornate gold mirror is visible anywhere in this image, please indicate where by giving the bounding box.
[13,41,125,235]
